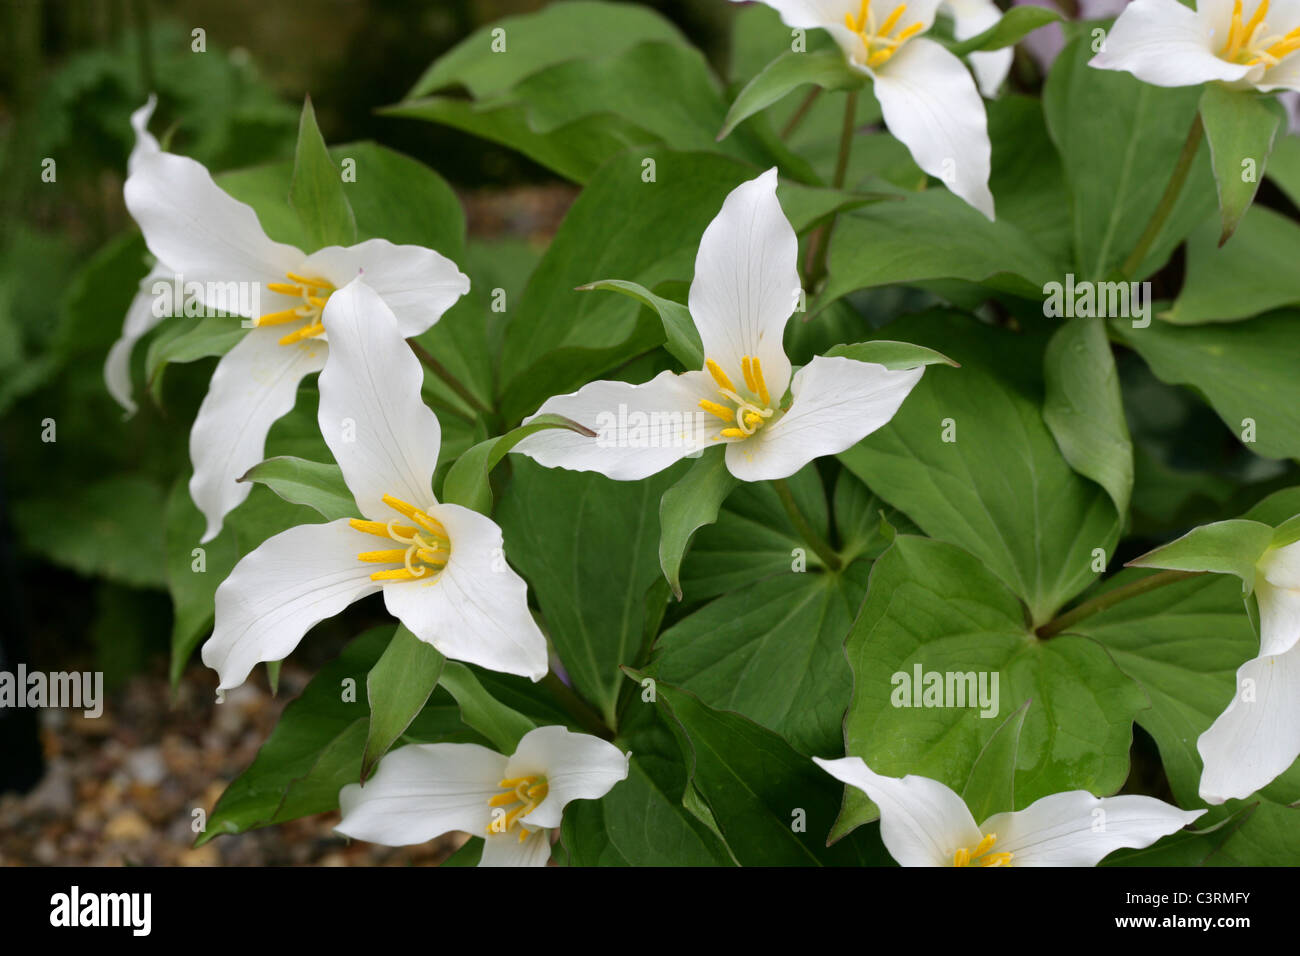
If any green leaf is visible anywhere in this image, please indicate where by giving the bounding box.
[496,459,676,725]
[1198,84,1285,245]
[238,456,355,521]
[1042,317,1134,518]
[577,279,703,370]
[288,97,357,249]
[437,662,535,754]
[648,563,870,756]
[643,675,891,865]
[1162,206,1300,324]
[362,626,446,780]
[718,50,864,142]
[658,448,738,600]
[947,6,1062,55]
[838,313,1119,624]
[824,339,958,370]
[1043,35,1214,279]
[1127,519,1273,585]
[960,700,1031,825]
[833,535,1146,839]
[1112,309,1300,461]
[440,414,596,514]
[144,315,245,399]
[1266,133,1300,207]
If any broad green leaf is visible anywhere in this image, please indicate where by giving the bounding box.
[824,339,958,369]
[947,6,1062,55]
[658,447,738,600]
[1043,35,1214,279]
[1266,133,1300,207]
[437,662,536,754]
[648,562,870,756]
[960,700,1031,825]
[362,625,446,780]
[1162,207,1300,324]
[1127,519,1273,585]
[238,456,355,521]
[645,676,891,865]
[1112,309,1300,461]
[718,49,864,141]
[1042,317,1134,518]
[838,314,1119,624]
[832,535,1145,839]
[1199,84,1285,245]
[288,97,357,249]
[577,279,703,370]
[495,459,676,725]
[144,315,244,399]
[404,0,686,100]
[439,414,595,514]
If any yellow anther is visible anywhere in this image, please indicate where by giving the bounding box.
[953,832,1013,867]
[285,272,333,290]
[742,356,759,394]
[370,567,429,582]
[706,358,736,392]
[879,3,907,36]
[1225,0,1247,60]
[356,549,410,564]
[972,832,998,857]
[380,495,448,538]
[266,282,305,296]
[353,500,451,584]
[350,519,417,538]
[699,399,734,423]
[953,847,971,867]
[416,547,450,565]
[982,852,1014,867]
[719,427,746,439]
[255,307,309,327]
[750,356,771,406]
[487,775,549,834]
[278,321,325,345]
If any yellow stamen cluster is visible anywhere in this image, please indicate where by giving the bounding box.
[255,272,336,346]
[350,494,451,583]
[699,356,775,441]
[843,1,925,69]
[1219,0,1300,67]
[488,774,549,842]
[952,832,1013,868]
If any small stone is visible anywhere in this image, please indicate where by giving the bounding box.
[104,810,151,841]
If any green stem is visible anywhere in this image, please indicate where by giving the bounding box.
[1036,570,1204,639]
[541,672,614,740]
[831,89,858,191]
[772,478,842,572]
[781,87,821,140]
[1118,113,1203,281]
[408,340,492,417]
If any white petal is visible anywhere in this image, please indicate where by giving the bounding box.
[316,279,442,520]
[512,370,720,481]
[873,38,996,219]
[1256,577,1300,659]
[336,742,507,845]
[1198,639,1300,803]
[201,519,380,690]
[124,151,304,315]
[504,726,630,829]
[687,168,798,397]
[813,757,982,866]
[1088,0,1256,87]
[479,829,554,866]
[725,356,923,482]
[381,503,549,681]
[1260,539,1300,590]
[301,238,470,339]
[127,96,160,175]
[982,791,1204,866]
[943,0,1013,96]
[105,264,171,416]
[1256,55,1300,93]
[189,327,327,542]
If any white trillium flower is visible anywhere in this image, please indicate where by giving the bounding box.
[1198,539,1300,803]
[513,169,924,482]
[816,757,1205,866]
[738,0,997,217]
[1090,0,1300,93]
[120,98,470,541]
[200,279,547,689]
[336,725,630,866]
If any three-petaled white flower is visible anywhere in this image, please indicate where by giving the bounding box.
[1091,0,1300,92]
[1198,539,1300,803]
[738,0,998,217]
[816,757,1204,866]
[200,279,547,689]
[119,97,470,542]
[336,726,629,866]
[513,169,924,482]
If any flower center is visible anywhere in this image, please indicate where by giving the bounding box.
[953,832,1013,868]
[699,357,776,441]
[844,1,924,69]
[1217,0,1300,67]
[254,272,336,346]
[488,774,549,842]
[349,494,451,583]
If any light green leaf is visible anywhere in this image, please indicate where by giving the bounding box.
[437,662,536,754]
[719,49,864,142]
[1127,519,1273,585]
[824,339,958,369]
[362,625,446,780]
[1199,84,1285,245]
[238,456,355,521]
[960,700,1031,825]
[948,6,1062,55]
[658,447,738,601]
[577,279,703,370]
[288,97,357,249]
